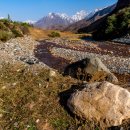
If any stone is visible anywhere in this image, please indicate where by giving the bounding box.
[20,56,39,65]
[68,81,130,127]
[49,70,57,77]
[64,56,118,83]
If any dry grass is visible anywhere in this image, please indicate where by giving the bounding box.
[28,28,52,40]
[28,27,90,41]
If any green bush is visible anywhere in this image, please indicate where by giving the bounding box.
[105,15,117,34]
[21,22,32,27]
[48,31,61,38]
[0,18,31,41]
[0,22,9,31]
[12,28,23,37]
[0,31,14,42]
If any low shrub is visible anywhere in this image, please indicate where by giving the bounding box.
[12,28,23,37]
[0,31,14,42]
[20,26,30,35]
[48,31,61,38]
[0,22,9,31]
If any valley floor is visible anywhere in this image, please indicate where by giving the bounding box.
[0,33,130,129]
[35,38,130,84]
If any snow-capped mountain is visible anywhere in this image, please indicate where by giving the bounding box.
[72,10,88,21]
[86,9,101,20]
[34,3,116,31]
[85,5,116,20]
[65,4,116,32]
[34,11,88,30]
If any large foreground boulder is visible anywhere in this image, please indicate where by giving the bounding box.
[68,81,130,127]
[64,57,118,83]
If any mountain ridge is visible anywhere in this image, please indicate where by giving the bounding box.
[34,11,88,30]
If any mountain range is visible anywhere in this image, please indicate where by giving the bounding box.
[29,0,130,38]
[34,11,88,30]
[65,4,116,32]
[76,0,130,35]
[34,4,116,31]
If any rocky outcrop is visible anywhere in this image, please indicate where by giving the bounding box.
[64,57,118,83]
[68,81,130,127]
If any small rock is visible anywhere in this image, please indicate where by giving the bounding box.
[2,86,7,90]
[49,70,57,77]
[36,119,40,123]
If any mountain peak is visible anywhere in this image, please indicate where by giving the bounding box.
[48,13,58,18]
[72,10,88,21]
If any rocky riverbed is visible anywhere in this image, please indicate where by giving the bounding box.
[51,47,130,74]
[0,36,130,75]
[0,36,49,69]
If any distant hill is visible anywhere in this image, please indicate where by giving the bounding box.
[64,4,116,33]
[34,11,87,30]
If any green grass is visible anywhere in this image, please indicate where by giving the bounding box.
[0,63,128,130]
[0,31,14,42]
[51,118,69,130]
[0,63,77,130]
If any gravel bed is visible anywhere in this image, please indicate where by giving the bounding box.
[0,36,48,68]
[51,47,130,74]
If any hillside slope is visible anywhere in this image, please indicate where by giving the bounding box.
[0,19,30,42]
[64,4,116,33]
[92,7,130,40]
[77,0,130,39]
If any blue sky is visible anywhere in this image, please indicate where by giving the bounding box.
[0,0,117,21]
